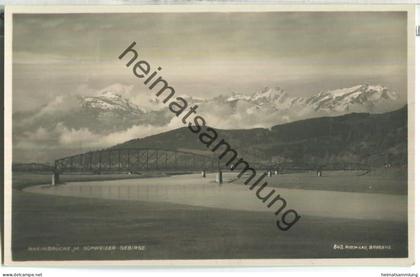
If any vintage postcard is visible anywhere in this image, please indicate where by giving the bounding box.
[3,5,415,266]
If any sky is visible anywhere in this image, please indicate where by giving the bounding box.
[13,12,407,112]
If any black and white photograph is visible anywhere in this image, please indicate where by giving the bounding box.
[3,4,415,266]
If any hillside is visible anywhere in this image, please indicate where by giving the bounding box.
[112,106,407,167]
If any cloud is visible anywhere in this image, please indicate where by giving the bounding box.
[13,51,73,65]
[38,95,81,115]
[13,108,186,162]
[101,117,185,146]
[27,127,50,142]
[56,123,101,147]
[95,83,134,97]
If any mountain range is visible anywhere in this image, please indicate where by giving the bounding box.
[14,83,403,133]
[12,83,406,163]
[191,84,402,126]
[221,84,399,114]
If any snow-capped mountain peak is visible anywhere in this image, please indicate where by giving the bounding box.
[307,84,399,113]
[226,92,251,102]
[317,84,396,100]
[190,83,403,128]
[82,91,144,114]
[251,86,288,102]
[78,83,401,124]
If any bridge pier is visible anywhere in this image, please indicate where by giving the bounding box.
[316,167,323,177]
[216,170,223,184]
[51,172,60,186]
[201,170,206,178]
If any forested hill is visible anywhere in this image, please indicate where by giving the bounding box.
[112,106,407,167]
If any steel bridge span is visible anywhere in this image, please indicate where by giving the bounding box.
[54,148,220,173]
[54,148,370,173]
[51,148,370,185]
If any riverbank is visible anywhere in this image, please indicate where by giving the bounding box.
[11,171,196,191]
[11,171,408,261]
